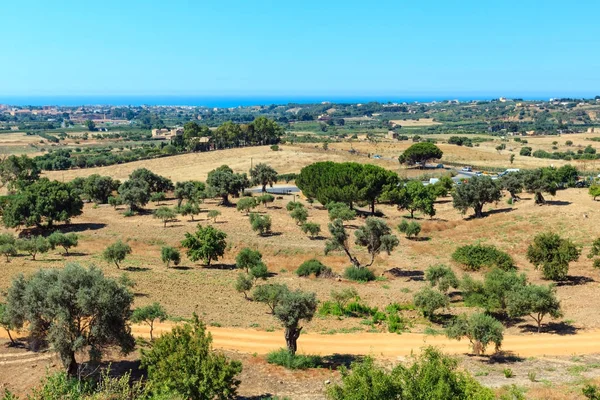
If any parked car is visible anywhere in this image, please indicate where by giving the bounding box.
[461,166,472,172]
[373,154,382,159]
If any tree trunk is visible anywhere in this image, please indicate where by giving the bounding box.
[4,328,15,346]
[371,199,375,215]
[221,194,229,205]
[535,192,546,205]
[64,350,78,377]
[262,184,267,193]
[149,322,154,341]
[285,326,301,355]
[474,203,483,218]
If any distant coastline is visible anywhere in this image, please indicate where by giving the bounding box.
[1,93,596,108]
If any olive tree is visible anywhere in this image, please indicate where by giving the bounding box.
[446,313,504,355]
[16,236,50,260]
[4,264,135,375]
[273,289,317,355]
[507,284,562,332]
[526,232,580,280]
[102,240,132,269]
[425,265,459,294]
[452,176,502,218]
[154,206,177,228]
[326,217,398,268]
[0,233,17,262]
[253,283,290,314]
[48,232,79,255]
[118,178,151,212]
[413,287,448,321]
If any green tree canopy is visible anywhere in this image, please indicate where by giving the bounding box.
[273,288,317,355]
[446,313,504,355]
[4,264,135,375]
[452,175,502,218]
[118,178,151,212]
[2,178,83,229]
[325,217,398,268]
[131,302,168,341]
[206,165,249,205]
[181,224,227,266]
[507,284,562,332]
[398,142,443,166]
[0,154,41,193]
[82,174,120,204]
[526,232,580,280]
[250,163,278,192]
[102,240,132,269]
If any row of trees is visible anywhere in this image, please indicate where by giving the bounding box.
[174,116,284,152]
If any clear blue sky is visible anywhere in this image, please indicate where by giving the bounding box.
[1,0,599,98]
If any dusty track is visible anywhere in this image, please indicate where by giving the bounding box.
[135,323,600,358]
[3,323,600,359]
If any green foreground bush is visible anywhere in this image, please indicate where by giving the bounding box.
[327,347,495,400]
[266,348,322,370]
[344,266,375,282]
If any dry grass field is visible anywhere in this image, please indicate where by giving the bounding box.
[2,137,600,398]
[390,118,441,126]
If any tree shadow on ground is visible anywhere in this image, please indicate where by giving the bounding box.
[435,199,453,205]
[124,266,151,272]
[465,208,514,221]
[308,235,326,241]
[23,223,107,236]
[520,321,579,335]
[545,200,572,206]
[203,263,237,270]
[133,292,149,298]
[63,252,87,257]
[406,236,431,242]
[385,268,424,281]
[321,354,363,369]
[171,265,193,271]
[485,352,526,364]
[556,275,594,287]
[260,232,282,237]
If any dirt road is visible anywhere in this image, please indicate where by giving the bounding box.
[3,323,599,358]
[133,323,600,358]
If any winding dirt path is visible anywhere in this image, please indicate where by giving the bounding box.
[3,323,600,359]
[134,323,600,358]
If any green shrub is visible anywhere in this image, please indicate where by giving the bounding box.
[413,287,448,320]
[398,220,421,238]
[503,368,513,378]
[249,213,272,235]
[301,222,321,237]
[266,348,322,370]
[452,244,515,271]
[296,259,331,277]
[344,267,375,282]
[327,347,495,400]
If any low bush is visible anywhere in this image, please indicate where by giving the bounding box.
[296,259,331,277]
[452,244,515,271]
[344,267,375,282]
[266,348,322,370]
